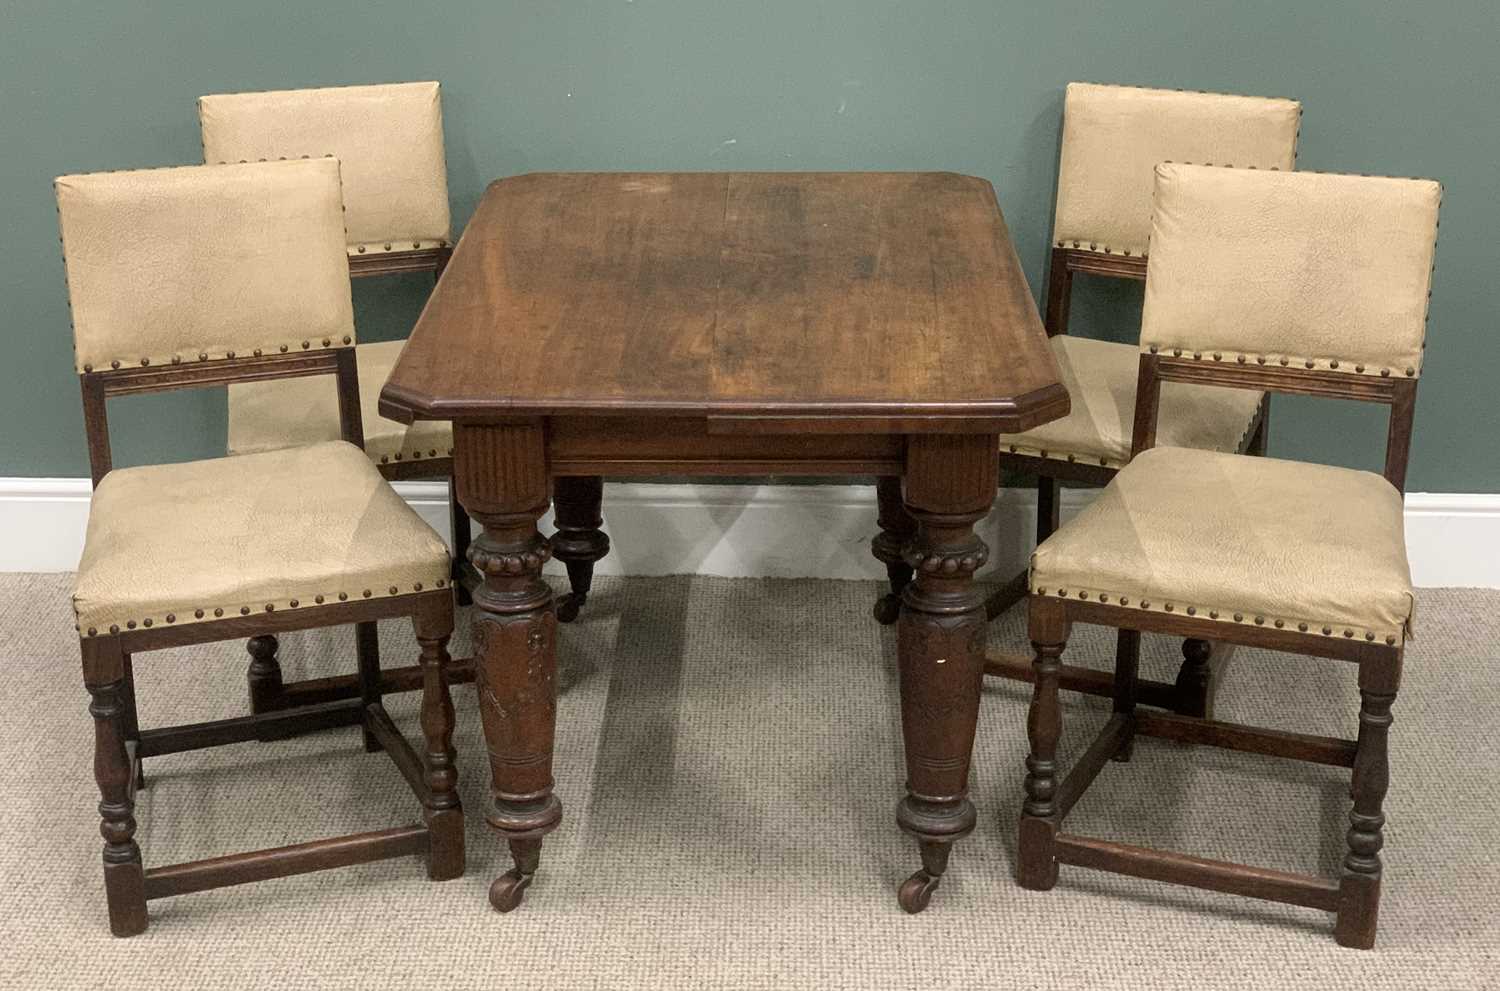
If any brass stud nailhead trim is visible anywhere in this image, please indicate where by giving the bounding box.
[1185,606,1195,615]
[264,603,274,612]
[195,609,205,619]
[142,619,152,627]
[214,608,224,617]
[362,589,372,598]
[389,586,399,595]
[1343,629,1354,638]
[315,595,325,604]
[109,625,119,634]
[126,620,136,629]
[1164,603,1174,612]
[1274,619,1284,628]
[338,592,348,601]
[165,614,175,623]
[1209,610,1218,619]
[1233,613,1243,622]
[1322,626,1332,635]
[1365,632,1376,641]
[1386,635,1397,645]
[1298,622,1308,632]
[240,606,250,615]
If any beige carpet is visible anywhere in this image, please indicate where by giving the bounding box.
[1,573,1496,989]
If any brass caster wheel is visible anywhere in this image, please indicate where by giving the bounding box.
[489,869,533,913]
[872,593,901,626]
[556,593,584,624]
[897,870,941,914]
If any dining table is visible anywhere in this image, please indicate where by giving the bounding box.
[379,170,1067,914]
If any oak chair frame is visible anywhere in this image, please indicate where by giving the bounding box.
[78,349,464,935]
[1017,350,1417,949]
[874,246,1268,717]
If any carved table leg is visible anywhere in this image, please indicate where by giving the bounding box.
[1336,657,1398,949]
[893,434,995,913]
[415,594,464,881]
[871,475,916,625]
[82,639,147,937]
[454,422,562,914]
[551,475,609,623]
[1018,595,1067,891]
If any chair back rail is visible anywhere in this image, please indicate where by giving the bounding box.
[56,159,363,486]
[1129,164,1441,492]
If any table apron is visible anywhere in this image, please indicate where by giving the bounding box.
[546,416,906,477]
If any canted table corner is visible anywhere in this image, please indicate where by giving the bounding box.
[379,171,1066,914]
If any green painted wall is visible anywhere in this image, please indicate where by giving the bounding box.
[3,1,1496,488]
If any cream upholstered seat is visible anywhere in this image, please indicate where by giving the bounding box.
[1030,446,1414,644]
[74,441,449,635]
[998,336,1261,469]
[229,339,451,467]
[1053,82,1301,258]
[198,81,450,256]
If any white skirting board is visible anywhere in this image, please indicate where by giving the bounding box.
[2,477,1497,588]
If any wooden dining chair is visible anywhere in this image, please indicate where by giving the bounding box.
[871,82,1301,718]
[1017,163,1440,949]
[200,79,606,670]
[58,159,463,935]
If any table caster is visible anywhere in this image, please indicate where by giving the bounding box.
[489,869,533,912]
[556,593,584,624]
[897,870,940,914]
[872,593,901,626]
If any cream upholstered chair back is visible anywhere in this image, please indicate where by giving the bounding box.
[1053,82,1301,259]
[55,159,355,375]
[198,81,450,257]
[1141,164,1442,379]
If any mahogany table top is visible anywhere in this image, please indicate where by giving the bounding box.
[380,171,1065,433]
